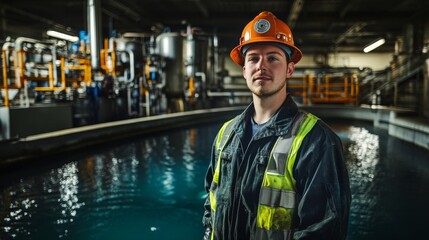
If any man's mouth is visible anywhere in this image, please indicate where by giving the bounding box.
[254,75,272,81]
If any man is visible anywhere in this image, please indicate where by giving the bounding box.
[203,11,351,240]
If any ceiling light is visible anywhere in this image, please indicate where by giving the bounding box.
[46,30,79,42]
[363,38,385,53]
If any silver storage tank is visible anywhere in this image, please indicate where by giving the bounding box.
[156,32,185,98]
[188,34,212,86]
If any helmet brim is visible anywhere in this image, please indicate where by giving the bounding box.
[230,41,302,66]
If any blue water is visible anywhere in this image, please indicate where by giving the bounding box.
[0,120,428,240]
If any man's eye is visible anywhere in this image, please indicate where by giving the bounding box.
[268,56,278,61]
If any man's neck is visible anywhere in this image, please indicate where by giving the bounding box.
[252,93,286,124]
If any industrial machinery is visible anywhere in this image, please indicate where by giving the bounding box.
[0,37,91,139]
[155,26,215,112]
[1,37,91,107]
[0,22,223,124]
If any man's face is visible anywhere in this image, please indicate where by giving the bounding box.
[242,44,295,99]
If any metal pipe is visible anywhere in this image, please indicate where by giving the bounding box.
[13,37,46,88]
[14,37,39,50]
[2,41,14,107]
[185,24,195,78]
[206,91,251,97]
[157,64,166,89]
[87,0,102,70]
[195,71,206,99]
[127,84,132,117]
[2,41,14,51]
[2,51,9,107]
[124,50,135,82]
[50,44,58,86]
[213,34,219,88]
[13,38,40,89]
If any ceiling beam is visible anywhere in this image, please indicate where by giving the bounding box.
[193,0,209,18]
[1,4,75,33]
[107,0,141,22]
[334,22,368,46]
[288,0,304,29]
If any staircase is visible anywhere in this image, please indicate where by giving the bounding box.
[359,54,427,113]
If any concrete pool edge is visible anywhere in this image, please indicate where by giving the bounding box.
[0,107,244,168]
[302,105,429,150]
[1,105,428,169]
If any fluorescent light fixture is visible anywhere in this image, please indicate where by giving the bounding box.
[46,30,79,42]
[363,38,386,53]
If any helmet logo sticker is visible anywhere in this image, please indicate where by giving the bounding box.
[254,19,270,33]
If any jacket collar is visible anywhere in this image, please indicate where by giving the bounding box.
[235,95,300,137]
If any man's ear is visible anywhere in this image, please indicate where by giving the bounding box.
[286,62,295,78]
[242,66,246,76]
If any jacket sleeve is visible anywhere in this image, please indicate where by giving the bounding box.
[202,137,218,228]
[293,122,351,240]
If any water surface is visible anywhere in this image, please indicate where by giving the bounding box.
[1,120,428,239]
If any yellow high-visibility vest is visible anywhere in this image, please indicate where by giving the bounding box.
[209,112,318,240]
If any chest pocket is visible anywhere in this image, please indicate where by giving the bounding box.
[218,148,233,183]
[255,153,269,175]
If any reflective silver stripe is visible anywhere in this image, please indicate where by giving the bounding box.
[266,112,306,175]
[267,137,293,175]
[259,187,296,209]
[255,227,292,240]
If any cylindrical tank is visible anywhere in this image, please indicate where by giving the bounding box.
[156,32,213,97]
[156,32,186,97]
[87,0,102,70]
[187,34,211,83]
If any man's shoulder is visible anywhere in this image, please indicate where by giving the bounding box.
[305,117,342,143]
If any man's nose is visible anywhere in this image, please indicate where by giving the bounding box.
[256,59,267,72]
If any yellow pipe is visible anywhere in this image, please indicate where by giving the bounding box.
[100,49,106,71]
[35,87,70,91]
[344,75,348,96]
[2,51,9,107]
[61,57,66,88]
[189,77,195,97]
[18,50,27,88]
[87,63,92,85]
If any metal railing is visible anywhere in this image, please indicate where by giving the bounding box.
[287,73,359,105]
[358,54,427,110]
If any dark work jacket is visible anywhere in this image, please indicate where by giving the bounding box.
[203,95,351,240]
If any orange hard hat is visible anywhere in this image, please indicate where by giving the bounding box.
[230,11,302,66]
